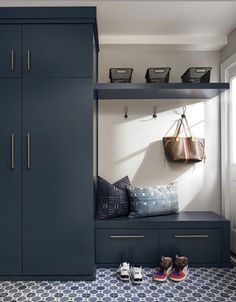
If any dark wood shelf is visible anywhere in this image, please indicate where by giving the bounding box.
[95,83,229,100]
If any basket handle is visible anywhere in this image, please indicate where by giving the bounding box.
[154,69,165,73]
[195,68,207,73]
[116,69,128,74]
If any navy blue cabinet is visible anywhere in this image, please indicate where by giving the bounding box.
[96,229,158,265]
[0,7,98,280]
[95,212,231,268]
[159,229,222,265]
[0,79,22,275]
[22,79,94,276]
[0,25,21,77]
[22,24,93,78]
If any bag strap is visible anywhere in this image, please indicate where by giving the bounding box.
[183,115,193,138]
[174,118,183,137]
[175,114,194,141]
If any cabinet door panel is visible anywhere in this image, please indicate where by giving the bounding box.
[0,25,21,77]
[0,79,21,275]
[159,229,221,264]
[23,24,93,78]
[22,79,94,276]
[96,229,158,264]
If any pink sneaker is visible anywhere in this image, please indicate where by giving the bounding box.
[153,256,173,282]
[170,255,189,282]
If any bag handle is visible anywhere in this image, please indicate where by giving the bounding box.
[175,114,195,141]
[183,115,194,139]
[174,119,182,137]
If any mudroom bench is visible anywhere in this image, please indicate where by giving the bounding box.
[95,211,231,268]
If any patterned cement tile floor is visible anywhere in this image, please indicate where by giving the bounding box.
[0,266,236,302]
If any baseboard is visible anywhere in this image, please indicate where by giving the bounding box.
[96,263,157,268]
[96,262,233,269]
[231,255,236,263]
[0,268,96,281]
[231,228,236,254]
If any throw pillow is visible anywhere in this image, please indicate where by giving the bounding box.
[96,176,130,219]
[127,183,179,218]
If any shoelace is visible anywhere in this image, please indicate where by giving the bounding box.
[159,264,170,272]
[159,267,166,272]
[155,265,169,277]
[132,268,142,277]
[173,264,185,273]
[120,268,129,273]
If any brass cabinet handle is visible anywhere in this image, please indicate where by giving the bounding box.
[26,133,31,169]
[110,235,145,239]
[11,134,15,169]
[174,235,209,239]
[11,50,15,71]
[27,50,31,71]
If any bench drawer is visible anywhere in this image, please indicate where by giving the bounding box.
[159,229,222,264]
[96,229,158,265]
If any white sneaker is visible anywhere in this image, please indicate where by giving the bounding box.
[130,266,143,285]
[117,262,130,282]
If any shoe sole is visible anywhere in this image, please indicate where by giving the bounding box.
[131,279,142,285]
[118,276,130,282]
[117,273,130,282]
[153,276,167,282]
[170,270,188,282]
[153,266,172,282]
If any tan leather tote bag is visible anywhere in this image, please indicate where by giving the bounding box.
[163,113,205,162]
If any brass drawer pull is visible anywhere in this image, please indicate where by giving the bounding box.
[110,235,145,239]
[174,234,209,239]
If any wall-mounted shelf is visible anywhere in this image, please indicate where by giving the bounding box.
[95,83,229,100]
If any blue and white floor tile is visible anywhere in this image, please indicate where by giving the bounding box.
[0,265,235,302]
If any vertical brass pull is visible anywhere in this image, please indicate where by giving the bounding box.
[27,50,31,71]
[11,134,15,169]
[11,50,15,71]
[26,133,31,169]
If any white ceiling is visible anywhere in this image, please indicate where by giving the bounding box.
[1,0,236,50]
[97,1,236,36]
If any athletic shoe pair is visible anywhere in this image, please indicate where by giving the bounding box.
[153,255,189,282]
[117,262,142,285]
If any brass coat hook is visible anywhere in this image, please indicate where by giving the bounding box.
[153,106,158,118]
[173,106,186,118]
[124,106,128,119]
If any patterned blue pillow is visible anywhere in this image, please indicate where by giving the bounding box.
[127,183,179,218]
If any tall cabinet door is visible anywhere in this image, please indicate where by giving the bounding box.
[0,25,21,77]
[22,24,93,78]
[0,79,22,275]
[22,78,94,276]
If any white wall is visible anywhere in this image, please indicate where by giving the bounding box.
[98,45,221,213]
[221,28,236,62]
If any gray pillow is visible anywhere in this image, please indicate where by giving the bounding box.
[127,183,179,218]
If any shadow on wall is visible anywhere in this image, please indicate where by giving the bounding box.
[131,140,208,211]
[182,191,207,211]
[132,140,194,186]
